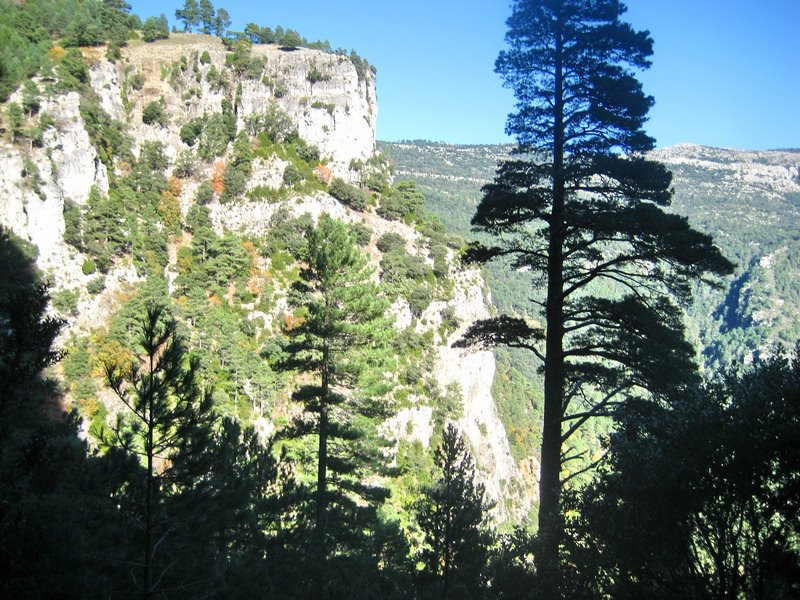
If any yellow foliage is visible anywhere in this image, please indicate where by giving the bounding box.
[282,313,306,332]
[47,46,67,63]
[92,338,133,377]
[211,159,226,195]
[157,193,181,231]
[167,176,182,197]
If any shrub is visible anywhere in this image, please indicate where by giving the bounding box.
[329,178,368,211]
[180,117,205,146]
[82,259,97,275]
[52,289,80,315]
[306,67,329,85]
[195,182,214,204]
[130,72,145,90]
[376,232,406,254]
[142,99,167,126]
[282,164,303,187]
[87,275,106,294]
[349,222,372,247]
[377,180,425,221]
[407,285,434,317]
[245,106,294,142]
[200,50,211,64]
[106,43,122,62]
[173,149,197,178]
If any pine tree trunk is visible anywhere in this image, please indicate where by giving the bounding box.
[537,23,566,598]
[315,342,330,600]
[144,372,155,600]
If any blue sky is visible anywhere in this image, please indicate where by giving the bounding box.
[133,1,800,150]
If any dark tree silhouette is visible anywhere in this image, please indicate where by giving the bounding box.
[102,305,215,599]
[416,423,492,599]
[568,351,800,599]
[456,1,734,594]
[0,227,62,426]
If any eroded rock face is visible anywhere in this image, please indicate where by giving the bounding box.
[434,270,536,521]
[119,37,376,177]
[0,90,107,285]
[0,37,533,522]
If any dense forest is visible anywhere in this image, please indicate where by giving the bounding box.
[1,0,799,598]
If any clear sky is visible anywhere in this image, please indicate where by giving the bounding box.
[132,1,800,150]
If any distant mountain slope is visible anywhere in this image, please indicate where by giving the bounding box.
[384,141,800,371]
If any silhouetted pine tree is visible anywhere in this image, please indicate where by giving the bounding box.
[457,1,734,593]
[416,423,492,599]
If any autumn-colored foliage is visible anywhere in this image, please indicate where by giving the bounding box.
[313,164,334,185]
[168,176,182,198]
[282,313,305,332]
[211,159,226,195]
[47,46,67,63]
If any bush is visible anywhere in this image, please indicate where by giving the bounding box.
[195,182,214,205]
[106,43,122,62]
[52,289,80,316]
[200,50,211,64]
[142,99,167,126]
[82,259,97,275]
[407,285,434,317]
[349,222,372,247]
[172,150,197,178]
[329,178,369,211]
[130,73,145,90]
[87,275,106,294]
[377,180,425,221]
[376,232,406,254]
[282,164,303,187]
[245,107,294,142]
[180,117,205,146]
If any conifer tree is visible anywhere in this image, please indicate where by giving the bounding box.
[102,305,215,599]
[213,7,231,37]
[457,1,735,594]
[416,423,492,600]
[175,0,200,32]
[198,0,216,35]
[277,214,394,596]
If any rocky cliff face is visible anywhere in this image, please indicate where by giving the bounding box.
[0,37,536,521]
[0,90,108,286]
[110,35,376,173]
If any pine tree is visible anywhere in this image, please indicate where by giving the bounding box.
[457,1,735,594]
[198,0,216,35]
[416,423,492,600]
[102,305,216,599]
[213,7,231,37]
[175,0,200,32]
[277,214,394,596]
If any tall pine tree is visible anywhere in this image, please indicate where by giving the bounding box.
[277,214,394,597]
[457,1,734,594]
[102,305,216,599]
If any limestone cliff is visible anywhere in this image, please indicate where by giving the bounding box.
[0,36,536,522]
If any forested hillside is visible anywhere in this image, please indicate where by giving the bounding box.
[386,141,800,372]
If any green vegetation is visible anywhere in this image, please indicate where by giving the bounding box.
[415,424,492,599]
[329,177,369,211]
[141,98,167,126]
